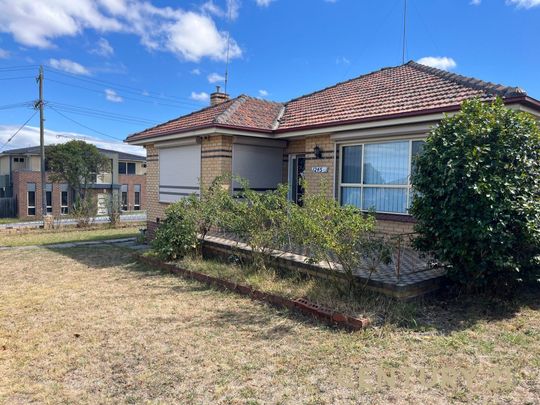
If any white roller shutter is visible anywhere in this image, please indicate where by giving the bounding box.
[232,143,283,191]
[159,143,201,203]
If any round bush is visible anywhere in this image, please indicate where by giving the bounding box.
[411,98,540,291]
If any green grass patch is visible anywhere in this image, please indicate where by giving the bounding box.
[0,226,140,247]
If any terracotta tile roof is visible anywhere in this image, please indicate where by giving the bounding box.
[277,61,526,130]
[127,61,533,142]
[126,95,284,142]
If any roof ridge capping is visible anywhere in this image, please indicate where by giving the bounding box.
[407,60,526,98]
[214,94,248,125]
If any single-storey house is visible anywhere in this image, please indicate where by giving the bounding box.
[125,61,540,238]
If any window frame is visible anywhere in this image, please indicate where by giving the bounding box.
[27,182,36,216]
[60,184,69,215]
[134,184,141,211]
[45,183,53,214]
[338,137,426,215]
[121,184,128,211]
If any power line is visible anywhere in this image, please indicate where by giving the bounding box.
[47,101,160,125]
[48,105,126,142]
[0,101,34,111]
[44,67,203,107]
[47,77,200,110]
[0,110,38,152]
[0,76,36,81]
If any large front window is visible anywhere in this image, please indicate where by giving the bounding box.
[339,139,425,214]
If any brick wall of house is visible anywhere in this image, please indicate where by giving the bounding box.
[145,144,166,237]
[201,135,233,188]
[146,135,235,238]
[303,134,336,198]
[12,171,70,220]
[118,174,146,211]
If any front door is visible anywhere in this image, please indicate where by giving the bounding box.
[288,154,305,206]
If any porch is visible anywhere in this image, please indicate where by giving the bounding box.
[202,231,447,299]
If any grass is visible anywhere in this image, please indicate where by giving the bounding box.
[0,218,32,225]
[176,256,416,324]
[0,226,140,247]
[1,245,539,404]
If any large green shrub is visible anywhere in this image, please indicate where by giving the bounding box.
[411,98,540,291]
[151,199,198,261]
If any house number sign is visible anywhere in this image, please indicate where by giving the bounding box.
[311,166,328,173]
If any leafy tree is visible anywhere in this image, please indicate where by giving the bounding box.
[46,140,110,201]
[411,98,540,291]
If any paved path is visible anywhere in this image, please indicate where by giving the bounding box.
[0,213,147,229]
[0,237,150,251]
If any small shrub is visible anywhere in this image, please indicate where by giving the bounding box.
[151,199,197,260]
[289,186,385,294]
[411,98,540,292]
[72,195,97,228]
[219,178,293,269]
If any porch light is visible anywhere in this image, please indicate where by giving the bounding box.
[313,145,322,159]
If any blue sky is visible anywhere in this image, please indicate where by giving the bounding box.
[0,0,539,154]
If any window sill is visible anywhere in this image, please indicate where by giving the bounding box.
[374,213,416,223]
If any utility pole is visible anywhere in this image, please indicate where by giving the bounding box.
[37,65,46,218]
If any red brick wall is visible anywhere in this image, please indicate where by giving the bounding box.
[12,171,70,220]
[118,174,146,211]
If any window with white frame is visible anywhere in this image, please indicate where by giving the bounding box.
[60,184,69,215]
[339,139,425,214]
[121,184,128,211]
[134,184,141,211]
[45,183,52,214]
[27,182,36,216]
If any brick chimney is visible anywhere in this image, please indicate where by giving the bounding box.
[210,86,229,106]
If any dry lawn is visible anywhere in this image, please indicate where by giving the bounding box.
[0,246,539,404]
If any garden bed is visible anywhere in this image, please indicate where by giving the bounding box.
[136,254,422,330]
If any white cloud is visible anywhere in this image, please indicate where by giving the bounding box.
[191,68,201,75]
[0,125,144,156]
[506,0,540,8]
[91,37,114,56]
[0,48,9,59]
[202,0,240,20]
[165,12,241,61]
[417,56,457,71]
[49,58,91,75]
[207,72,225,83]
[190,91,210,102]
[470,0,481,5]
[0,0,242,62]
[105,88,123,102]
[324,0,338,3]
[255,0,274,6]
[336,56,350,65]
[258,89,268,97]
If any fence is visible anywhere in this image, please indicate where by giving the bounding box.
[0,197,17,218]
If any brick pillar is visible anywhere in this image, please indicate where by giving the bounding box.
[200,135,233,190]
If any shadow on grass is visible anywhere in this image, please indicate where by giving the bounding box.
[48,244,540,336]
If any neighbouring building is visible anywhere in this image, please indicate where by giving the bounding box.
[0,146,147,219]
[125,61,540,238]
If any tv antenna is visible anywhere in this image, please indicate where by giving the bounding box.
[224,1,233,94]
[402,0,407,64]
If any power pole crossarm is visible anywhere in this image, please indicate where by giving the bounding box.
[37,65,47,218]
